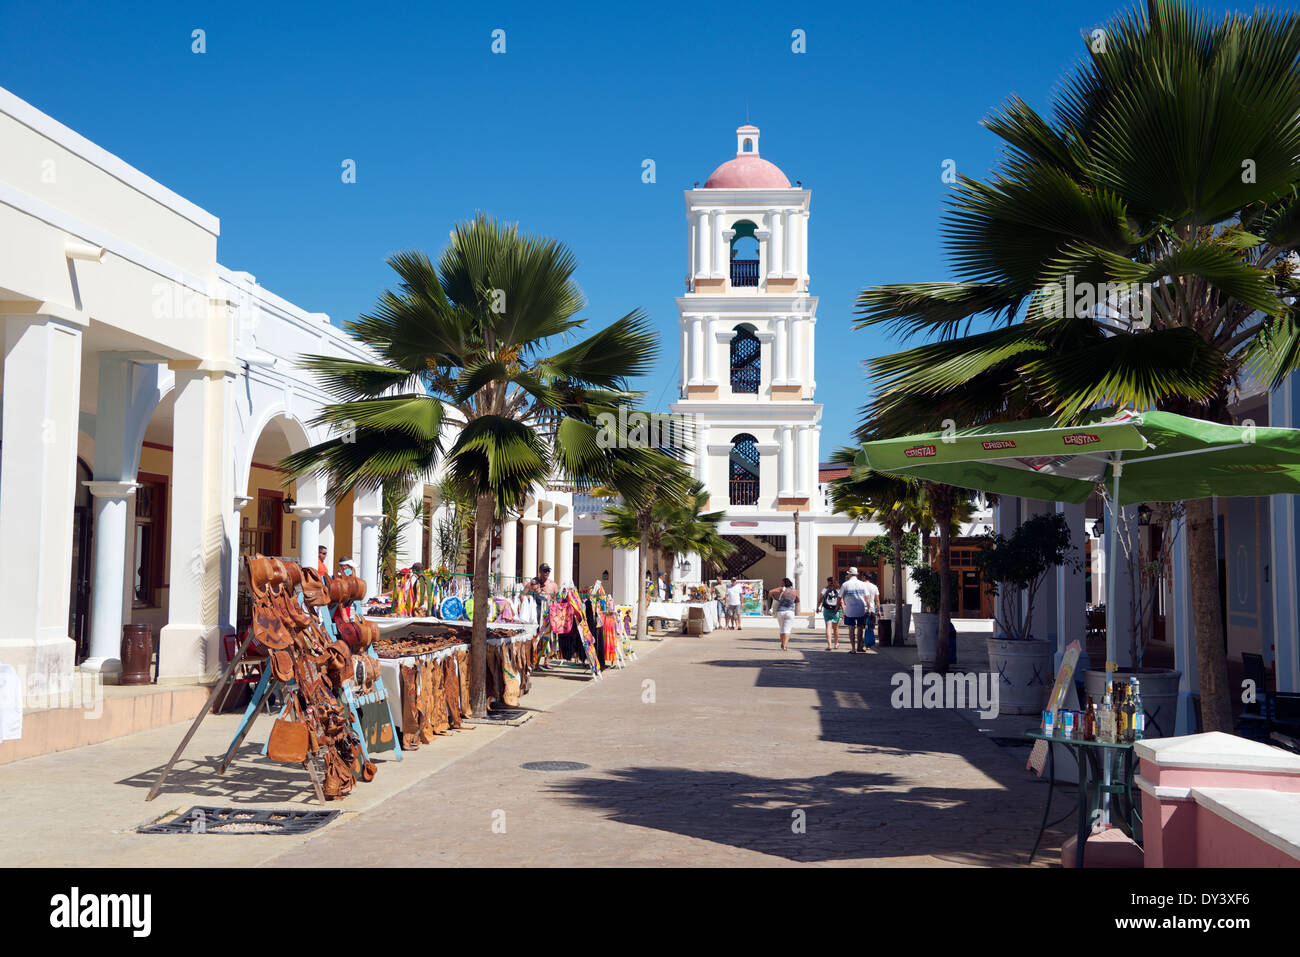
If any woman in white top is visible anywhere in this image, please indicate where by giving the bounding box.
[767,578,800,651]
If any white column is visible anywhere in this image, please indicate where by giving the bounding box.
[712,212,727,277]
[613,547,639,608]
[159,366,233,681]
[520,515,540,580]
[541,517,557,574]
[558,519,574,587]
[807,315,817,393]
[293,505,328,569]
[704,315,718,384]
[779,425,794,497]
[794,426,808,497]
[799,211,809,284]
[782,210,795,275]
[356,514,382,601]
[769,214,784,279]
[773,317,788,385]
[81,481,139,678]
[689,316,704,385]
[694,209,710,277]
[679,322,689,394]
[1055,502,1088,670]
[789,316,803,386]
[0,314,84,698]
[755,228,770,292]
[500,515,519,582]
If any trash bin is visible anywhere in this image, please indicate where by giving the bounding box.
[877,618,893,647]
[120,623,154,685]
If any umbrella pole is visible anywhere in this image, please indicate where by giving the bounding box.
[1103,455,1123,829]
[1106,458,1121,671]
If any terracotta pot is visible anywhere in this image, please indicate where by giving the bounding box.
[119,623,154,685]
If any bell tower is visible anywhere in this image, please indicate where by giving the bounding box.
[670,121,824,607]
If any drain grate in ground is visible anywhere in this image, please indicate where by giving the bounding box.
[139,807,339,835]
[520,761,590,772]
[462,708,534,727]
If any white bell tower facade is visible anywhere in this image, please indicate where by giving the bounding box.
[670,125,823,608]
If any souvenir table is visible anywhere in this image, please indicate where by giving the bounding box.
[375,620,538,730]
[643,601,720,633]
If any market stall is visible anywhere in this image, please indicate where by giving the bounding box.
[643,600,720,633]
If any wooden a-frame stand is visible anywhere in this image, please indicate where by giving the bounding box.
[146,603,400,805]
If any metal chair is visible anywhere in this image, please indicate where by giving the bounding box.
[219,630,267,712]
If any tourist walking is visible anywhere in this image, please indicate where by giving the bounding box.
[840,567,870,654]
[862,571,882,651]
[817,575,842,651]
[725,579,743,630]
[768,578,799,651]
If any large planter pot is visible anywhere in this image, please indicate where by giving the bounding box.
[913,612,939,666]
[986,637,1054,715]
[893,604,911,648]
[1083,668,1182,739]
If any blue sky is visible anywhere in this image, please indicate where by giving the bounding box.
[0,0,1245,452]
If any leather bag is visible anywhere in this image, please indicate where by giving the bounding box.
[267,695,309,764]
[301,567,330,607]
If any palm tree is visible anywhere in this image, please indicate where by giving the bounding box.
[598,474,727,642]
[378,478,423,588]
[658,480,736,584]
[856,0,1300,728]
[828,450,921,618]
[283,214,667,715]
[830,448,979,671]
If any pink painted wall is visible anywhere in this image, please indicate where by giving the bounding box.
[1195,814,1298,868]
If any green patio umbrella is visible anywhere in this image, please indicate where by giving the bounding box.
[856,409,1300,668]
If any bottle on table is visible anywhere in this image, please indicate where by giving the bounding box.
[1129,676,1145,741]
[1098,680,1116,744]
[1120,681,1137,744]
[1083,696,1097,741]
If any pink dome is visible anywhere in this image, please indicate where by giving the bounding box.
[703,154,791,189]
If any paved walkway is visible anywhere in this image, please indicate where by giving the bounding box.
[271,625,1062,867]
[0,624,1065,866]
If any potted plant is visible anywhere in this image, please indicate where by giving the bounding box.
[910,565,942,666]
[974,511,1081,714]
[1082,502,1183,737]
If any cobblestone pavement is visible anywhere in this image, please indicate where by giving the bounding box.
[271,626,1064,867]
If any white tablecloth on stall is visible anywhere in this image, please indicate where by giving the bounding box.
[376,642,467,732]
[643,601,719,633]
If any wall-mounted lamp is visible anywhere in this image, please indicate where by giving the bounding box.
[1137,504,1152,526]
[281,496,297,514]
[1091,517,1104,538]
[65,240,105,263]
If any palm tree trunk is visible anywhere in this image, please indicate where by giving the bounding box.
[1186,496,1232,732]
[636,529,650,642]
[469,493,494,717]
[890,526,905,612]
[933,488,954,675]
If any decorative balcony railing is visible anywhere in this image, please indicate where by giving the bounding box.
[729,478,760,505]
[730,260,759,287]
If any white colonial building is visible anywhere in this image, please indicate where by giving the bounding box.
[0,86,396,706]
